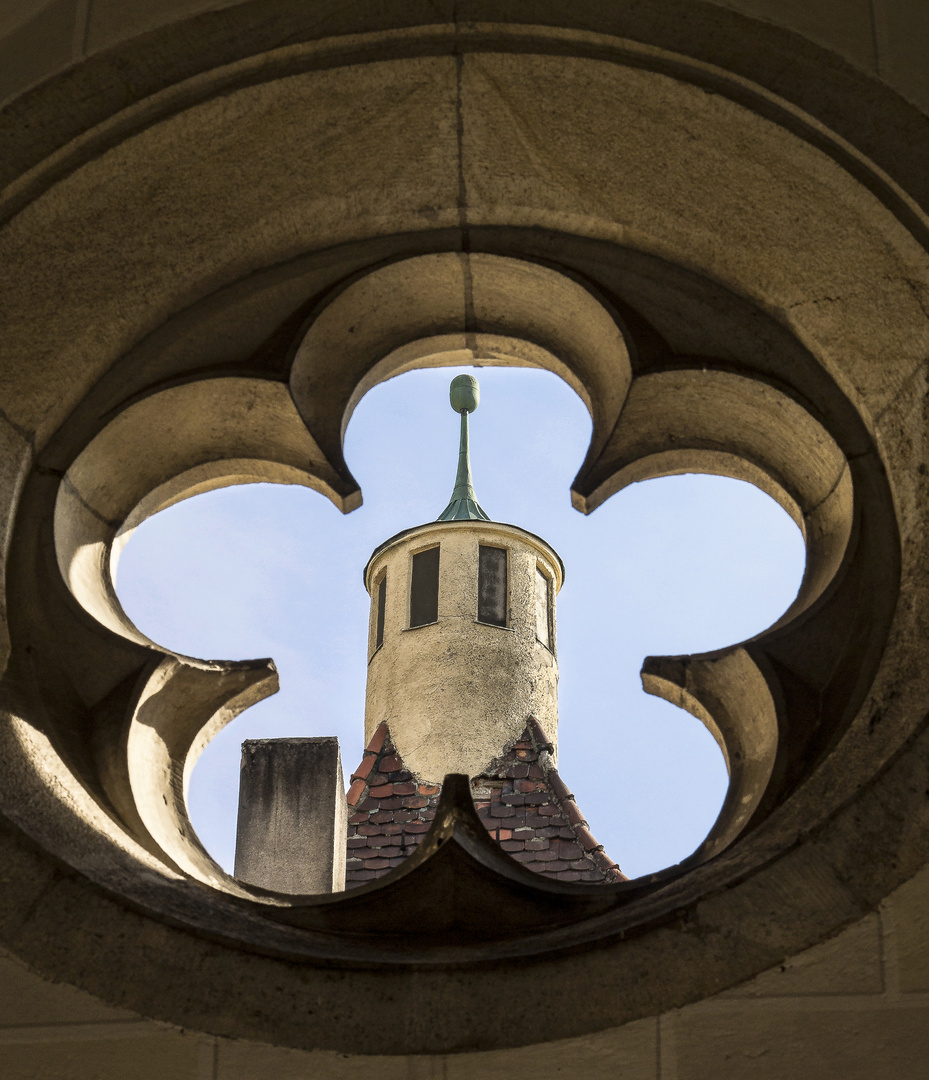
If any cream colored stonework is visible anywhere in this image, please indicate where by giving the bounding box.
[5,0,929,1067]
[6,857,929,1077]
[364,520,562,783]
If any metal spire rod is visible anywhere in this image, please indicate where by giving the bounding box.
[437,374,491,522]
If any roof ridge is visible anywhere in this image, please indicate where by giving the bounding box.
[524,716,627,883]
[545,763,627,883]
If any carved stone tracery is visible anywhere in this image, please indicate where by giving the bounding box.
[1,9,928,1056]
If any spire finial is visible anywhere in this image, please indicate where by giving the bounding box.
[437,374,491,522]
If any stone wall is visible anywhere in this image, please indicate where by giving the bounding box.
[3,0,929,117]
[1,862,926,1077]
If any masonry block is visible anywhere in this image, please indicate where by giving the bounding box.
[0,948,135,1026]
[885,862,929,993]
[235,737,346,894]
[672,1003,929,1079]
[2,1033,206,1080]
[722,912,883,997]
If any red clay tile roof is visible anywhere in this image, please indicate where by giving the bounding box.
[345,718,626,887]
[345,723,440,885]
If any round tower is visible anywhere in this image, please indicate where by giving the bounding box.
[363,375,564,785]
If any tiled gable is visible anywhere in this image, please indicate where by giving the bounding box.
[345,718,625,888]
[345,723,441,886]
[472,717,626,883]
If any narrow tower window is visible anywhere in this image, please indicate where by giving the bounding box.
[535,566,552,649]
[410,546,440,627]
[374,574,387,649]
[478,545,508,626]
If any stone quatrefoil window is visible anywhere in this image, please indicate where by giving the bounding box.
[112,368,805,880]
[24,236,905,1051]
[7,18,925,1055]
[49,250,880,907]
[48,242,889,928]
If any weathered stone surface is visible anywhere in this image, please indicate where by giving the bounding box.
[722,914,883,997]
[216,1019,658,1079]
[0,56,461,446]
[235,737,346,894]
[707,0,877,71]
[0,0,77,107]
[1,1032,208,1080]
[444,1019,658,1079]
[874,0,929,114]
[671,1003,929,1080]
[85,0,235,53]
[0,948,135,1026]
[2,0,929,1069]
[885,863,929,993]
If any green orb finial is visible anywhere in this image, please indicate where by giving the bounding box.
[437,374,490,522]
[450,373,480,414]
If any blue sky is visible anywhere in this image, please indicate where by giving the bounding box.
[116,367,805,880]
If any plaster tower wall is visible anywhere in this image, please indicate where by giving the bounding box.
[363,519,563,784]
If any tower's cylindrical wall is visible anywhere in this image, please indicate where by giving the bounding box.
[364,521,563,784]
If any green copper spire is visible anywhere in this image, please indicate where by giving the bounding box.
[437,374,491,522]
